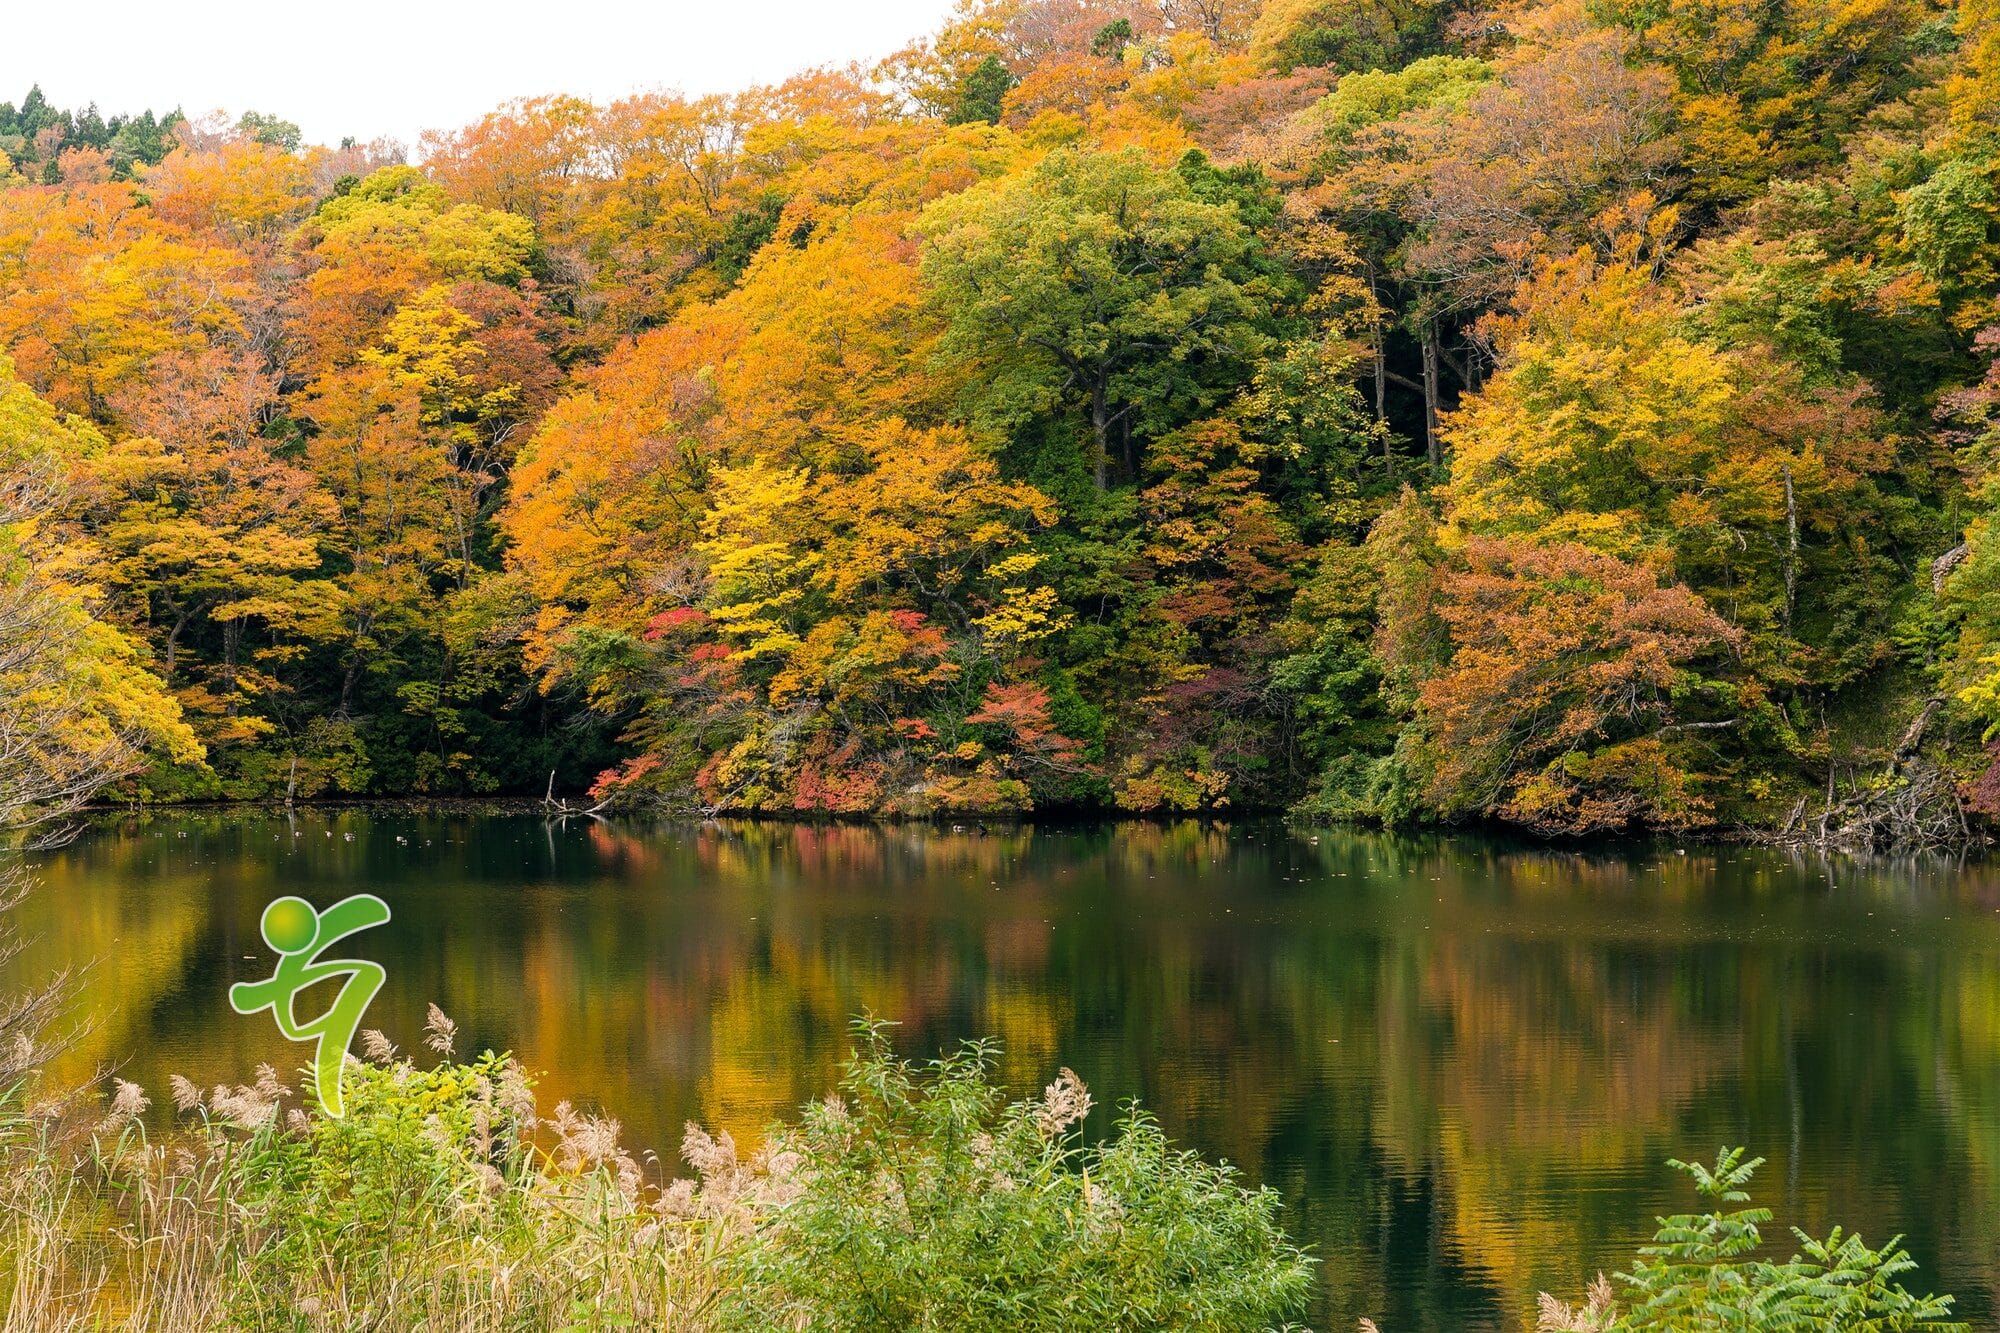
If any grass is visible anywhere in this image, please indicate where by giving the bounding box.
[0,1015,730,1330]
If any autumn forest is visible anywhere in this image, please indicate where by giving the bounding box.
[7,0,2000,842]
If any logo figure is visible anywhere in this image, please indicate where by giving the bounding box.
[230,894,391,1118]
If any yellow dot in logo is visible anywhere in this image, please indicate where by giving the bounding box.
[261,897,318,953]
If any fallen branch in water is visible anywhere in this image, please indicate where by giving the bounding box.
[542,770,612,819]
[1774,696,1977,853]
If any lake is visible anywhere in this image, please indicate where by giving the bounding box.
[16,810,2000,1329]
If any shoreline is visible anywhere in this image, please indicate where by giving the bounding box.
[74,795,1994,858]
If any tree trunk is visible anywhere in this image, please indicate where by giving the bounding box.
[1370,272,1387,425]
[1782,463,1798,631]
[163,607,190,683]
[1933,542,1970,591]
[222,619,241,717]
[339,660,362,718]
[1420,322,1442,472]
[338,611,373,719]
[1089,380,1111,490]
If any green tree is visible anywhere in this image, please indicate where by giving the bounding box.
[919,147,1280,491]
[1549,1149,1965,1331]
[945,54,1016,126]
[235,110,302,153]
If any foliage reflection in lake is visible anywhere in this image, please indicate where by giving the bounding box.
[18,812,2000,1330]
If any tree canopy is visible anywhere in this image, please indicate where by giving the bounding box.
[1,0,1996,841]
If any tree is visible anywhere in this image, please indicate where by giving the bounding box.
[1388,535,1742,834]
[919,147,1278,490]
[1598,0,1940,202]
[1382,233,1919,831]
[93,359,335,748]
[1280,13,1677,466]
[1445,240,1899,681]
[1247,0,1446,74]
[141,138,317,247]
[0,356,198,834]
[285,166,534,377]
[1099,416,1313,810]
[587,419,1065,814]
[1162,0,1263,46]
[235,110,302,153]
[503,188,963,686]
[0,353,197,1096]
[947,55,1017,125]
[0,179,257,423]
[0,86,180,181]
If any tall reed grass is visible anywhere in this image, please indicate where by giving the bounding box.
[0,1005,749,1331]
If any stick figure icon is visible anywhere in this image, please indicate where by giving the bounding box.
[229,894,391,1118]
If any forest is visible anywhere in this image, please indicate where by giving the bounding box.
[5,0,2000,842]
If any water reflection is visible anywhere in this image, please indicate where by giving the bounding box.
[15,813,2000,1330]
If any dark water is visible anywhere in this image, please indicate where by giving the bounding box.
[17,811,2000,1329]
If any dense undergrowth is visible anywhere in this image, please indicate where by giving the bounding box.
[0,1015,1315,1332]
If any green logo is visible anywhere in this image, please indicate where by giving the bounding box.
[229,894,391,1118]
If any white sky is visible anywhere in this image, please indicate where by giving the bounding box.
[1,0,961,152]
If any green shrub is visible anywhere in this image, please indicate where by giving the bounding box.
[211,1049,536,1318]
[1532,1148,1964,1332]
[717,1018,1317,1333]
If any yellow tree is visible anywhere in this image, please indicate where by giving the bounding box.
[91,358,335,745]
[1388,232,1904,831]
[585,419,1065,813]
[0,354,199,831]
[0,181,256,424]
[285,162,560,760]
[503,132,981,680]
[284,166,534,377]
[1443,234,1893,652]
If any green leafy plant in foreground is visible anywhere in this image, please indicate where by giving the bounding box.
[717,1017,1317,1332]
[1529,1148,1963,1332]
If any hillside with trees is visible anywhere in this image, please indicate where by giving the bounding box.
[5,0,2000,843]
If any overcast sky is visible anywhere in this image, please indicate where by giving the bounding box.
[1,0,960,151]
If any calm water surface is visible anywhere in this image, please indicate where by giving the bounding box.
[18,811,2000,1329]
